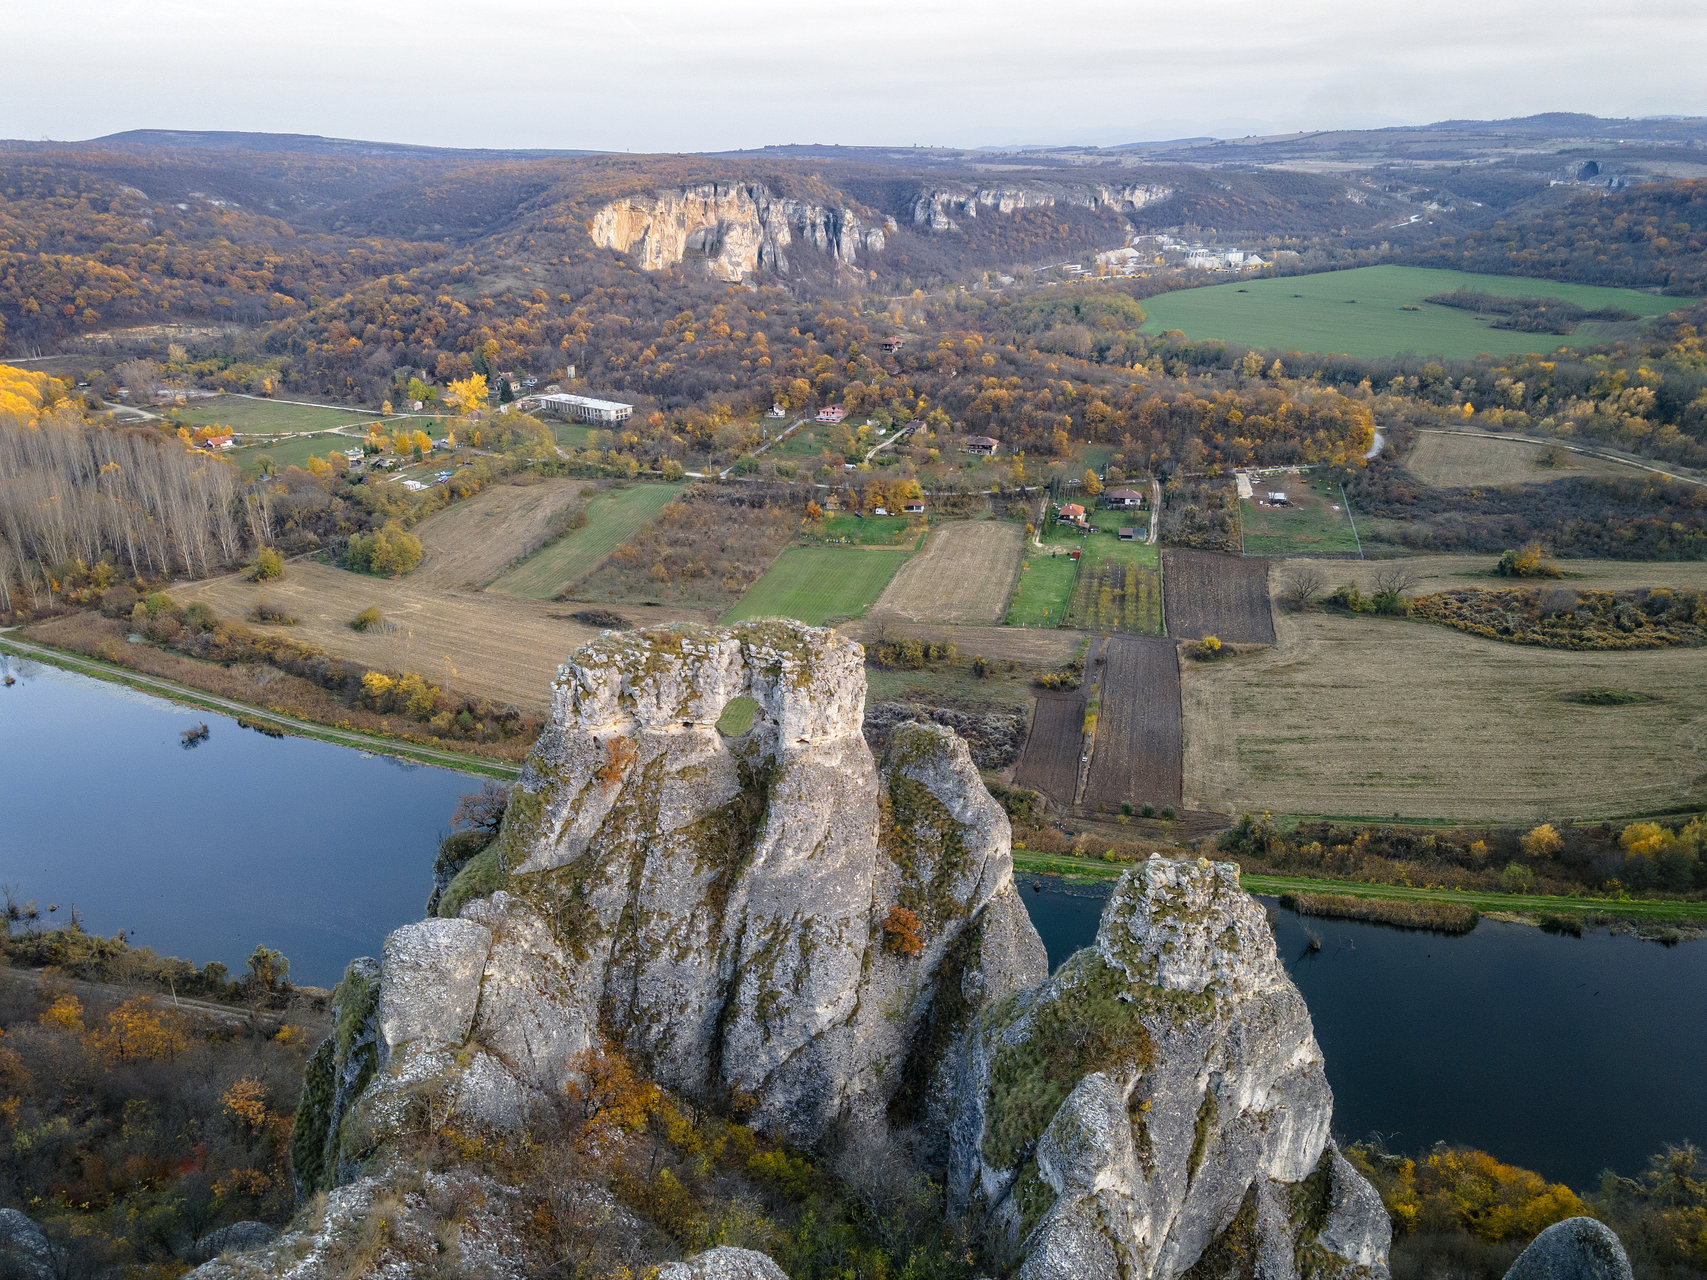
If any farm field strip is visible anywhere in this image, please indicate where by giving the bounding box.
[1013,692,1086,807]
[1403,429,1648,488]
[720,546,912,626]
[412,477,590,590]
[490,482,684,600]
[1084,635,1184,809]
[1276,554,1707,596]
[1005,533,1082,627]
[1180,605,1707,822]
[1066,535,1163,634]
[1162,549,1275,643]
[871,521,1025,624]
[1138,265,1685,360]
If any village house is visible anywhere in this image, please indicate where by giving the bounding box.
[816,405,848,423]
[198,433,234,451]
[768,404,787,418]
[962,434,1000,456]
[902,501,926,515]
[1057,502,1088,527]
[879,336,906,353]
[1104,486,1146,509]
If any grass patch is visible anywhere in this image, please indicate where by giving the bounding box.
[174,397,377,434]
[490,482,684,599]
[720,546,910,626]
[1241,872,1707,925]
[1278,891,1480,934]
[1139,265,1683,360]
[1005,532,1083,627]
[809,513,918,545]
[1239,474,1360,557]
[231,434,352,474]
[716,695,760,735]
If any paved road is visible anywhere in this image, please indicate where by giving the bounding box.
[0,632,517,778]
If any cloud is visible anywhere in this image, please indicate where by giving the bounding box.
[6,0,1704,150]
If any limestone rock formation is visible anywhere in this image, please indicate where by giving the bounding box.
[1504,1217,1633,1280]
[291,621,1047,1187]
[266,622,1389,1280]
[909,182,1176,231]
[0,1207,53,1280]
[948,856,1390,1280]
[659,1247,792,1280]
[589,184,887,280]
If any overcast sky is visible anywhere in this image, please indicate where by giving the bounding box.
[7,0,1705,152]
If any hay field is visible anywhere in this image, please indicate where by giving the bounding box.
[412,477,590,590]
[1279,554,1707,596]
[490,482,684,599]
[176,562,713,711]
[176,397,380,434]
[871,521,1023,624]
[1403,430,1646,488]
[1181,605,1707,822]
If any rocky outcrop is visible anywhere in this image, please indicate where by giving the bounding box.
[589,184,888,280]
[0,1208,53,1279]
[909,182,1175,231]
[948,856,1390,1280]
[1504,1217,1633,1280]
[290,621,1047,1181]
[659,1247,792,1280]
[270,622,1389,1280]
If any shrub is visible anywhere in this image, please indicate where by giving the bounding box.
[881,906,925,958]
[248,546,284,581]
[345,521,423,577]
[249,600,298,625]
[1499,862,1535,894]
[1520,824,1564,859]
[1188,635,1224,660]
[1496,543,1562,579]
[351,606,384,632]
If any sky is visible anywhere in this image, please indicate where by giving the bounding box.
[6,0,1705,152]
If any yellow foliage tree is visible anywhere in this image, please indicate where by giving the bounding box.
[90,995,188,1063]
[1520,824,1564,859]
[222,1076,270,1131]
[1082,468,1104,497]
[1620,822,1676,859]
[445,374,488,417]
[39,994,84,1031]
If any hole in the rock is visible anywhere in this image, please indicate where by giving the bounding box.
[716,696,761,737]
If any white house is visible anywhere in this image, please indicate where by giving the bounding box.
[537,393,634,425]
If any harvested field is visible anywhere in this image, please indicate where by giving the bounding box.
[1084,636,1183,809]
[1163,549,1275,643]
[1404,430,1645,489]
[412,477,590,590]
[490,482,684,599]
[1181,605,1707,822]
[839,620,1085,669]
[1282,554,1707,597]
[871,521,1024,624]
[1014,692,1085,807]
[175,560,714,711]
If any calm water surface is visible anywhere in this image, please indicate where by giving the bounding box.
[1022,873,1707,1189]
[5,663,1703,1189]
[0,657,470,987]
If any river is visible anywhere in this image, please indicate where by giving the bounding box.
[4,658,1703,1189]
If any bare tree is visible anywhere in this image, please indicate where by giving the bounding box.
[1281,565,1326,611]
[1372,563,1421,597]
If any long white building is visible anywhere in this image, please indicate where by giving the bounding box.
[537,393,634,424]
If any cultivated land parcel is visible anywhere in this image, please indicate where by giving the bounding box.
[1139,265,1685,360]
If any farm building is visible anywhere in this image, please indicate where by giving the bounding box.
[879,336,907,352]
[768,404,787,418]
[1119,527,1138,541]
[197,434,234,451]
[1105,487,1145,509]
[537,393,634,424]
[963,435,1001,456]
[903,502,926,515]
[1057,502,1089,526]
[1266,491,1290,505]
[816,406,848,423]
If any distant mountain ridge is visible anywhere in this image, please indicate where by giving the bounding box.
[89,128,603,160]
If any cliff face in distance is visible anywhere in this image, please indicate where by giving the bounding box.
[228,623,1388,1280]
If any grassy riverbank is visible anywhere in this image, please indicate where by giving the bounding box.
[0,633,519,780]
[1010,850,1707,926]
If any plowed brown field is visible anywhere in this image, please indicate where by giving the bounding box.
[1014,692,1085,807]
[1085,636,1183,809]
[870,521,1023,624]
[1163,549,1275,644]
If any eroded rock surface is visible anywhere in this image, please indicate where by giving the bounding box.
[949,856,1391,1280]
[293,621,1047,1186]
[1504,1217,1633,1280]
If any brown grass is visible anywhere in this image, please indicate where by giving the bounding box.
[175,561,714,712]
[1181,602,1707,822]
[1286,554,1707,595]
[870,521,1024,624]
[411,476,590,590]
[1403,430,1645,488]
[1278,892,1480,934]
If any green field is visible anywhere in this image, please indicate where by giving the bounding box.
[1005,529,1083,627]
[1239,474,1361,557]
[175,397,380,434]
[551,421,598,450]
[233,435,350,473]
[1140,265,1689,360]
[490,482,684,599]
[810,513,918,545]
[1066,532,1162,633]
[720,546,911,626]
